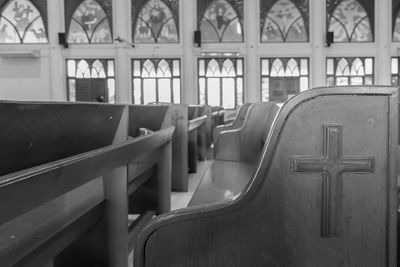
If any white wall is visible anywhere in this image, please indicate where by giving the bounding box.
[0,0,396,103]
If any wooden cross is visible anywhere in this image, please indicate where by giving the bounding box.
[170,110,184,126]
[291,124,374,238]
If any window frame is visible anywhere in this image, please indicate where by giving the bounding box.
[131,58,182,104]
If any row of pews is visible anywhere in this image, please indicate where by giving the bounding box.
[134,86,399,267]
[2,85,398,267]
[0,102,223,266]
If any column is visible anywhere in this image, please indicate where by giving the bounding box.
[245,0,259,102]
[114,0,132,104]
[376,1,391,85]
[181,0,196,104]
[48,0,65,101]
[311,0,325,88]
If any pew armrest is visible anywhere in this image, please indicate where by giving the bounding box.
[213,124,234,143]
[134,201,242,267]
[214,129,241,161]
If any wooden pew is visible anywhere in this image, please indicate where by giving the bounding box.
[211,106,225,130]
[134,86,398,267]
[0,101,174,267]
[189,102,279,206]
[188,105,207,173]
[197,105,213,147]
[212,102,251,144]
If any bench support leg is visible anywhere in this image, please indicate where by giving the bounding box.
[104,166,129,267]
[156,141,172,214]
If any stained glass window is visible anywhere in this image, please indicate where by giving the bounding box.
[393,0,400,41]
[67,59,115,103]
[0,0,47,43]
[261,58,308,102]
[132,59,181,104]
[198,58,243,109]
[327,0,374,42]
[132,0,179,43]
[197,0,243,43]
[326,57,374,86]
[260,0,309,43]
[65,0,112,44]
[391,57,400,84]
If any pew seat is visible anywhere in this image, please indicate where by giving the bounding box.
[189,161,255,205]
[189,102,279,206]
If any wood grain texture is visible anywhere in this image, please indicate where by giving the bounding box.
[134,86,398,267]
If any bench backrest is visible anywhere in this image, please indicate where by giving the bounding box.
[134,86,398,267]
[238,102,279,163]
[129,105,170,136]
[0,101,124,176]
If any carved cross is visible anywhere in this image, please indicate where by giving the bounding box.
[170,110,184,126]
[291,124,374,238]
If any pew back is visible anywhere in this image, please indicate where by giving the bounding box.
[134,86,398,267]
[0,101,123,176]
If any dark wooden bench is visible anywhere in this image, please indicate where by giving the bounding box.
[134,86,398,267]
[188,105,207,173]
[0,101,174,267]
[211,106,225,130]
[212,102,251,144]
[189,102,279,206]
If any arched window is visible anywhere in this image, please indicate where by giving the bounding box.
[261,58,309,102]
[327,0,373,42]
[198,58,244,109]
[198,0,243,43]
[326,57,374,85]
[393,1,400,41]
[0,0,47,43]
[67,59,115,103]
[132,0,179,43]
[66,0,112,44]
[260,0,308,42]
[132,59,181,104]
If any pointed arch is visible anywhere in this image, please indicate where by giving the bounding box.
[76,60,91,78]
[206,59,221,77]
[0,0,47,43]
[142,60,156,78]
[328,0,372,42]
[261,0,308,43]
[350,58,365,76]
[285,58,300,76]
[67,0,112,44]
[134,0,179,43]
[92,59,106,78]
[336,58,350,76]
[271,59,284,76]
[221,59,235,77]
[157,59,172,77]
[200,0,243,43]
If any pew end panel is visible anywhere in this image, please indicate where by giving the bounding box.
[134,86,398,267]
[165,104,189,191]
